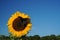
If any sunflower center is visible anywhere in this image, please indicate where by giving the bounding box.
[12,16,30,31]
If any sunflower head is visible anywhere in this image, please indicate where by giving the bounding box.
[7,11,32,37]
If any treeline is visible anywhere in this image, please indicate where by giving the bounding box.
[0,34,60,40]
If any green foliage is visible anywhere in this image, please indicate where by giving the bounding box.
[28,35,40,40]
[0,35,10,40]
[0,34,60,40]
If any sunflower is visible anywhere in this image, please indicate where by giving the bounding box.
[7,11,32,37]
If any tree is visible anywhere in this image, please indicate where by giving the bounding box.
[41,35,50,40]
[49,34,57,40]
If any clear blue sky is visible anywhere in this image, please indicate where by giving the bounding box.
[0,0,60,37]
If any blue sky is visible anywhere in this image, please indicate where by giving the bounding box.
[0,0,60,36]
